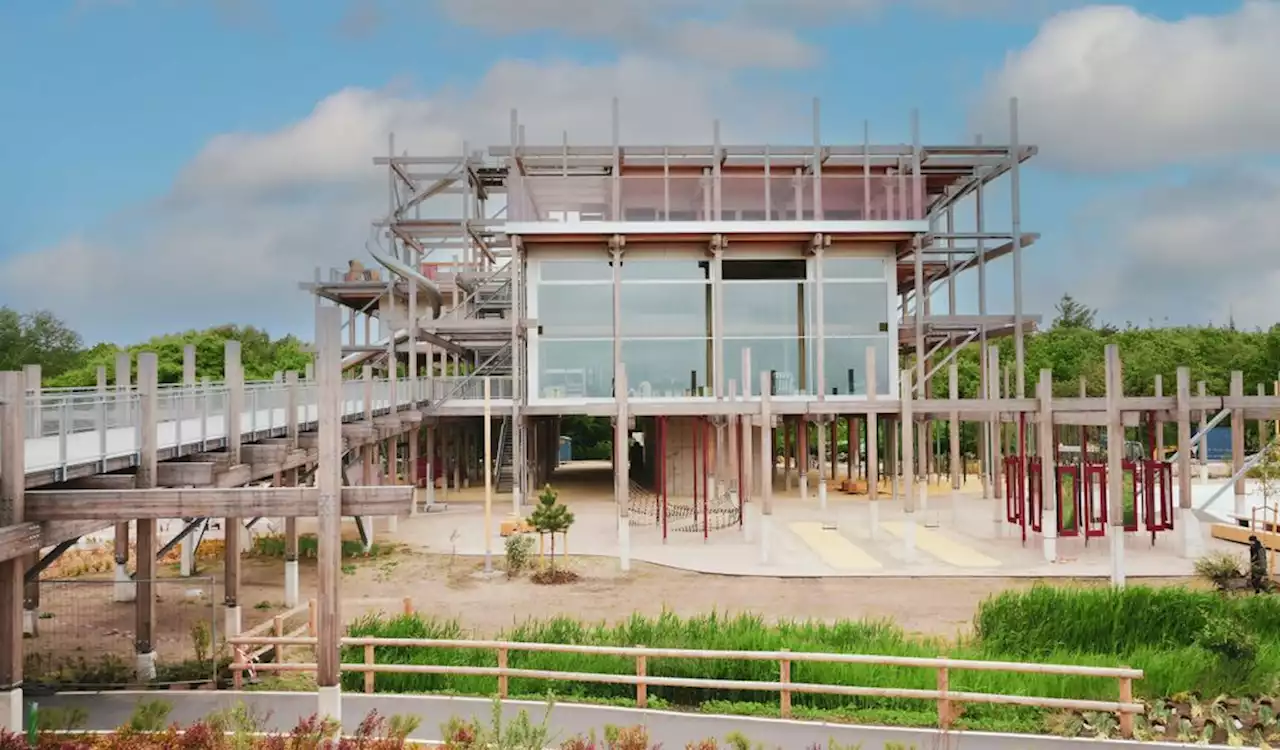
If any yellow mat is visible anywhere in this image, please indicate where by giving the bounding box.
[879,522,1000,568]
[789,522,883,570]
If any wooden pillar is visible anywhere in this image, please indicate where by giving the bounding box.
[314,305,343,713]
[425,423,437,508]
[615,368,631,571]
[949,363,961,491]
[798,417,809,501]
[113,351,133,602]
[1231,371,1245,515]
[901,370,916,560]
[223,340,243,636]
[1176,367,1201,559]
[989,345,1004,535]
[1105,344,1126,587]
[783,418,793,492]
[1259,383,1270,452]
[1037,369,1056,563]
[1154,375,1165,460]
[0,372,26,730]
[409,422,421,515]
[134,354,159,678]
[759,370,774,563]
[740,349,754,509]
[866,347,879,526]
[1197,381,1208,482]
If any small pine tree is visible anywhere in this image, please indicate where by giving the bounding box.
[528,484,574,570]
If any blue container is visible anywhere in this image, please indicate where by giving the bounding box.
[558,436,573,463]
[1204,426,1232,461]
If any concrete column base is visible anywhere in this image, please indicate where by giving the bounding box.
[135,651,157,681]
[180,539,195,577]
[22,608,38,637]
[618,516,631,572]
[362,517,375,552]
[902,514,917,562]
[1235,493,1247,517]
[817,480,828,511]
[799,475,809,503]
[1042,510,1058,563]
[759,514,773,564]
[918,484,928,513]
[1178,507,1205,559]
[113,563,136,603]
[317,685,342,727]
[1109,531,1126,587]
[225,605,242,638]
[284,560,300,608]
[425,464,435,507]
[0,687,21,733]
[1199,464,1208,483]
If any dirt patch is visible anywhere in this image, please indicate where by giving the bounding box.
[27,548,1199,670]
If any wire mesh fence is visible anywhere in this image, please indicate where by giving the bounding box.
[24,576,219,690]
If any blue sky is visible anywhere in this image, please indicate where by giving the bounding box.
[1,0,1277,342]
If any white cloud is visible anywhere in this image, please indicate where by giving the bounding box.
[973,2,1280,171]
[1062,169,1280,327]
[0,57,797,343]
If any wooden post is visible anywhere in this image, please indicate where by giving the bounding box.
[741,350,753,506]
[0,372,26,728]
[315,306,343,693]
[1176,368,1200,559]
[1038,369,1056,563]
[223,341,244,635]
[760,370,774,563]
[616,367,631,571]
[1232,371,1245,515]
[1154,375,1165,460]
[635,645,647,708]
[483,376,493,574]
[1105,345,1125,587]
[1260,382,1270,452]
[135,353,159,678]
[402,597,413,616]
[949,363,961,491]
[284,372,301,607]
[866,346,879,520]
[363,644,375,694]
[937,663,952,729]
[1118,676,1134,738]
[272,616,285,663]
[498,647,509,699]
[779,648,792,718]
[989,345,1004,534]
[901,371,916,561]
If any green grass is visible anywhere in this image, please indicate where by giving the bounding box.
[250,533,394,560]
[335,585,1280,736]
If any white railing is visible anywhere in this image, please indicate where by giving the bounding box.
[21,375,515,477]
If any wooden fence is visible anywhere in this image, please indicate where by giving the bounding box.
[228,629,1144,736]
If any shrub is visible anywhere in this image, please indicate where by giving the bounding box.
[505,533,534,578]
[1194,552,1245,590]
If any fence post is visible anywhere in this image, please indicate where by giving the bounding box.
[635,645,647,709]
[364,645,375,694]
[402,597,414,616]
[497,647,509,699]
[936,660,952,729]
[273,616,284,664]
[1118,675,1134,738]
[779,648,792,719]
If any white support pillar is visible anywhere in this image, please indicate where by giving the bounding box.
[1105,345,1126,587]
[759,370,774,564]
[901,371,917,562]
[1037,369,1057,563]
[616,368,631,573]
[1177,368,1204,558]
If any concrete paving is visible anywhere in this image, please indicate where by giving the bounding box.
[388,462,1242,579]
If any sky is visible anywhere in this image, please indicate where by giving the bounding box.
[1,0,1278,344]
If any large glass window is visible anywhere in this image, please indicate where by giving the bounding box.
[821,337,891,396]
[537,339,613,398]
[821,280,889,336]
[721,259,812,394]
[534,257,614,399]
[618,256,711,396]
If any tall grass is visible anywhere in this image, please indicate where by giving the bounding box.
[339,586,1280,731]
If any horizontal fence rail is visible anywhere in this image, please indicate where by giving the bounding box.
[228,632,1144,736]
[18,375,515,478]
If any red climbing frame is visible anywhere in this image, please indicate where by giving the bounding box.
[1027,457,1043,534]
[1141,459,1174,542]
[1082,463,1108,539]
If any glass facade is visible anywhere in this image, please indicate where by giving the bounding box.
[531,253,894,400]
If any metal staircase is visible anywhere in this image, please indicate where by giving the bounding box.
[493,416,514,493]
